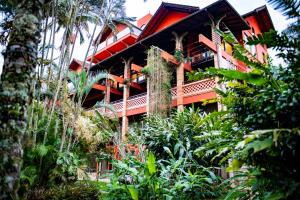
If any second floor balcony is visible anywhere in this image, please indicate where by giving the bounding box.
[87,27,141,63]
[97,78,216,118]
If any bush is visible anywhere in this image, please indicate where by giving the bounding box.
[26,181,105,200]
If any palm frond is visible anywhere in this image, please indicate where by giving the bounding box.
[267,0,300,18]
[83,71,108,95]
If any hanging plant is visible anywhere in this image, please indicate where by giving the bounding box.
[123,78,131,85]
[141,65,153,76]
[174,49,184,62]
[147,46,172,116]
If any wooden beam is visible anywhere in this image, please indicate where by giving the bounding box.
[131,64,143,72]
[183,62,192,71]
[130,82,146,91]
[199,34,217,52]
[110,73,145,91]
[93,84,122,96]
[160,50,179,65]
[93,84,106,91]
[110,74,124,84]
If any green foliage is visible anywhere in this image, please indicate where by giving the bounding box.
[118,110,229,199]
[267,0,299,18]
[20,100,115,196]
[68,70,108,100]
[174,49,184,62]
[104,150,224,200]
[187,2,300,199]
[147,46,172,116]
[26,181,104,200]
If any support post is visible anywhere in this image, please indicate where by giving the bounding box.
[173,32,187,112]
[146,77,150,115]
[208,13,226,112]
[121,58,132,141]
[104,79,111,113]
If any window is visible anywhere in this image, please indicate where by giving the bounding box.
[222,40,233,55]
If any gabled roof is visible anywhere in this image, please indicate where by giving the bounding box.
[137,2,199,40]
[91,0,250,72]
[242,5,275,33]
[94,21,141,45]
[69,59,93,71]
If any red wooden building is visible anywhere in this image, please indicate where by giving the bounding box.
[70,1,274,142]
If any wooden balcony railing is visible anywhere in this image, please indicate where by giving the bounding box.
[96,79,216,117]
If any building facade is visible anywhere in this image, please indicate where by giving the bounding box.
[70,0,274,141]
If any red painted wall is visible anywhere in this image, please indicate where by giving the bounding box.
[243,15,268,63]
[153,11,189,33]
[137,13,153,28]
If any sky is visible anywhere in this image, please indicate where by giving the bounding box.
[125,0,289,32]
[0,0,291,75]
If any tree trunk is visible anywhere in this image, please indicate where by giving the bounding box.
[0,1,47,199]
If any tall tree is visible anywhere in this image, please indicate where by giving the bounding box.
[0,0,50,199]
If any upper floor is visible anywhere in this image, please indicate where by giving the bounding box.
[69,1,274,113]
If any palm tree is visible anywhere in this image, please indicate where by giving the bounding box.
[0,0,50,198]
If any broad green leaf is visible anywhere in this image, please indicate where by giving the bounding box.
[247,137,273,154]
[127,185,138,200]
[147,152,156,175]
[174,143,181,155]
[226,159,243,172]
[207,68,268,86]
[163,146,173,158]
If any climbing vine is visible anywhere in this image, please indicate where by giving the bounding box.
[146,46,172,116]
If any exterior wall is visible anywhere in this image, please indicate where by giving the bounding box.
[153,11,189,33]
[137,13,153,28]
[243,15,268,63]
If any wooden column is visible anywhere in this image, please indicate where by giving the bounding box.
[121,58,132,141]
[104,79,111,113]
[146,77,150,115]
[208,13,226,112]
[177,63,184,112]
[173,32,187,112]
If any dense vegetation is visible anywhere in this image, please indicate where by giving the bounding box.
[0,0,299,199]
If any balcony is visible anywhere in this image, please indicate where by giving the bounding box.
[88,27,141,62]
[97,27,141,51]
[96,79,216,117]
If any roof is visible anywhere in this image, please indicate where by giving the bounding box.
[137,2,199,40]
[94,20,141,45]
[69,59,93,71]
[242,5,275,33]
[90,0,250,72]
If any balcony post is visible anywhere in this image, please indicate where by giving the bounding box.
[173,32,187,112]
[104,79,111,113]
[207,13,226,112]
[121,58,132,141]
[146,77,150,115]
[105,79,111,103]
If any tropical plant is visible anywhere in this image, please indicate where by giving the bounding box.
[68,69,109,100]
[188,0,300,199]
[26,180,105,200]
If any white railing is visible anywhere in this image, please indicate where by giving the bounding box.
[183,79,216,97]
[98,79,216,116]
[97,27,141,51]
[127,93,147,110]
